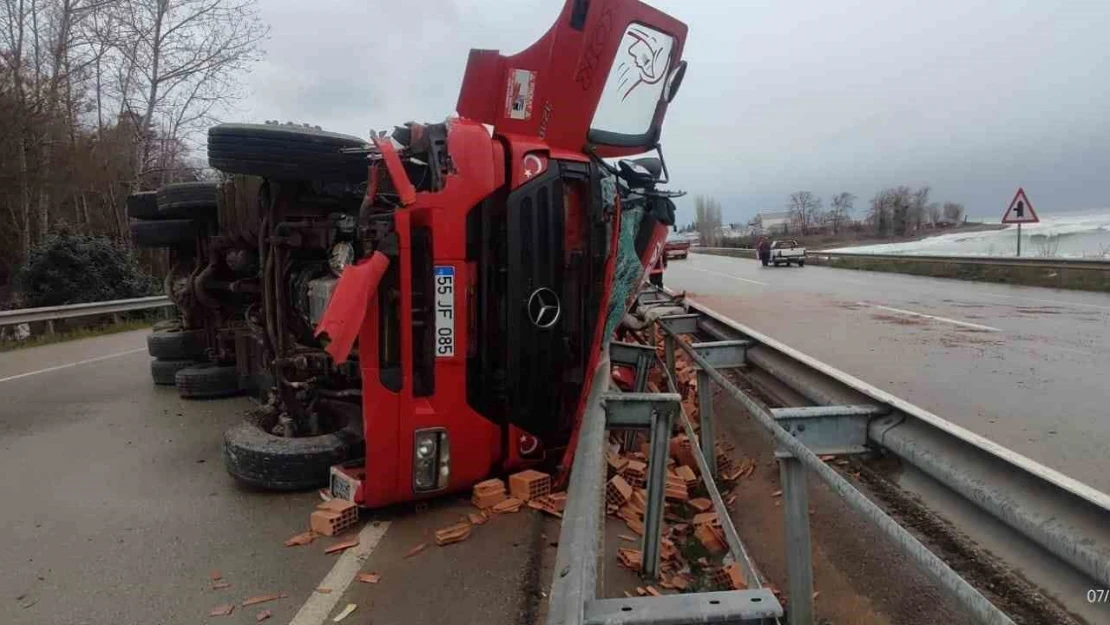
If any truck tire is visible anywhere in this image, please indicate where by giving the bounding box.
[151,358,199,386]
[127,191,160,219]
[223,410,364,491]
[130,219,198,248]
[147,328,206,360]
[208,123,369,182]
[157,182,218,218]
[175,364,241,399]
[798,259,805,267]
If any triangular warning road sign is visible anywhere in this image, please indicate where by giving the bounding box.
[1002,187,1039,224]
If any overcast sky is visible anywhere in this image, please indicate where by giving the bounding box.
[235,0,1110,225]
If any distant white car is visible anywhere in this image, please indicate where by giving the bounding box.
[769,239,806,267]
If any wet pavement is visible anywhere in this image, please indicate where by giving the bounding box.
[668,252,1110,493]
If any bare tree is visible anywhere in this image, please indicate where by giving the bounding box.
[826,191,855,234]
[909,185,930,232]
[112,0,267,183]
[926,202,941,226]
[942,202,965,224]
[694,195,722,246]
[787,191,821,235]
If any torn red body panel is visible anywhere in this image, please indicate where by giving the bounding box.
[314,251,390,364]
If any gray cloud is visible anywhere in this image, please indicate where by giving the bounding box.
[236,0,1110,224]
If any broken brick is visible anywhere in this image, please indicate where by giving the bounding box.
[607,451,630,474]
[712,563,747,590]
[211,581,231,590]
[468,512,489,525]
[625,517,645,536]
[324,538,359,554]
[357,572,381,584]
[688,498,712,513]
[209,604,235,617]
[674,465,698,489]
[646,586,662,597]
[284,531,318,547]
[210,570,223,581]
[434,522,472,546]
[509,470,552,502]
[616,548,643,570]
[472,490,507,509]
[692,512,719,527]
[771,490,783,498]
[621,460,647,488]
[606,475,633,507]
[404,543,427,558]
[242,593,287,607]
[492,497,523,514]
[256,609,272,622]
[695,523,726,554]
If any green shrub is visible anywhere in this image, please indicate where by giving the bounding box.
[15,229,159,307]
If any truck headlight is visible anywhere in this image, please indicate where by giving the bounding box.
[413,428,450,492]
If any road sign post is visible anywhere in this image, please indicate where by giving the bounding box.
[1001,187,1038,257]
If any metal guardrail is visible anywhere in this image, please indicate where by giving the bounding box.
[694,247,1110,271]
[0,296,173,328]
[548,286,1110,624]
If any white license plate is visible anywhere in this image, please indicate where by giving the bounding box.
[434,266,455,357]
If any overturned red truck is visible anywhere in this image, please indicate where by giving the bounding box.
[129,0,688,507]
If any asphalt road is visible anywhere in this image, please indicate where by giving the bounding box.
[668,252,1110,494]
[0,330,555,625]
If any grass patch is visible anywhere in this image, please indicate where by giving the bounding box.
[0,318,154,352]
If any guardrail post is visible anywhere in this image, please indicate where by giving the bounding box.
[643,403,674,579]
[696,368,717,479]
[779,455,813,625]
[45,320,55,336]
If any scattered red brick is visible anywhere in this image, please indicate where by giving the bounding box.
[771,490,783,498]
[242,593,287,607]
[625,517,645,536]
[607,452,630,474]
[688,498,712,513]
[324,538,359,554]
[714,563,746,590]
[256,609,272,622]
[606,475,633,507]
[636,587,648,596]
[646,586,662,597]
[509,470,552,502]
[311,500,358,536]
[692,512,719,527]
[472,478,508,509]
[621,460,647,488]
[674,465,698,489]
[468,512,489,525]
[618,534,638,542]
[211,581,231,590]
[434,522,472,546]
[357,572,381,584]
[492,497,523,514]
[284,531,318,547]
[316,587,332,594]
[404,543,427,558]
[616,548,643,570]
[209,604,235,617]
[695,523,726,554]
[210,570,223,581]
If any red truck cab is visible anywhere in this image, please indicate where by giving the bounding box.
[324,0,688,507]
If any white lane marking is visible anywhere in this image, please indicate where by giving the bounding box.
[289,521,390,625]
[857,302,1003,332]
[682,266,768,286]
[0,348,146,384]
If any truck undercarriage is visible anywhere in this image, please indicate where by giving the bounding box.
[129,0,688,507]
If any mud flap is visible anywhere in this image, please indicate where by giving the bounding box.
[315,251,391,364]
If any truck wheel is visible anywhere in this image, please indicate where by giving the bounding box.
[130,219,198,249]
[798,260,805,267]
[208,123,369,182]
[223,409,364,491]
[147,328,206,360]
[151,358,199,386]
[127,191,160,219]
[157,182,218,218]
[176,364,241,399]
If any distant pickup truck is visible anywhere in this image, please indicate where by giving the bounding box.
[664,239,690,260]
[767,240,806,267]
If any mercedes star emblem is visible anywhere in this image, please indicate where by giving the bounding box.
[527,287,561,329]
